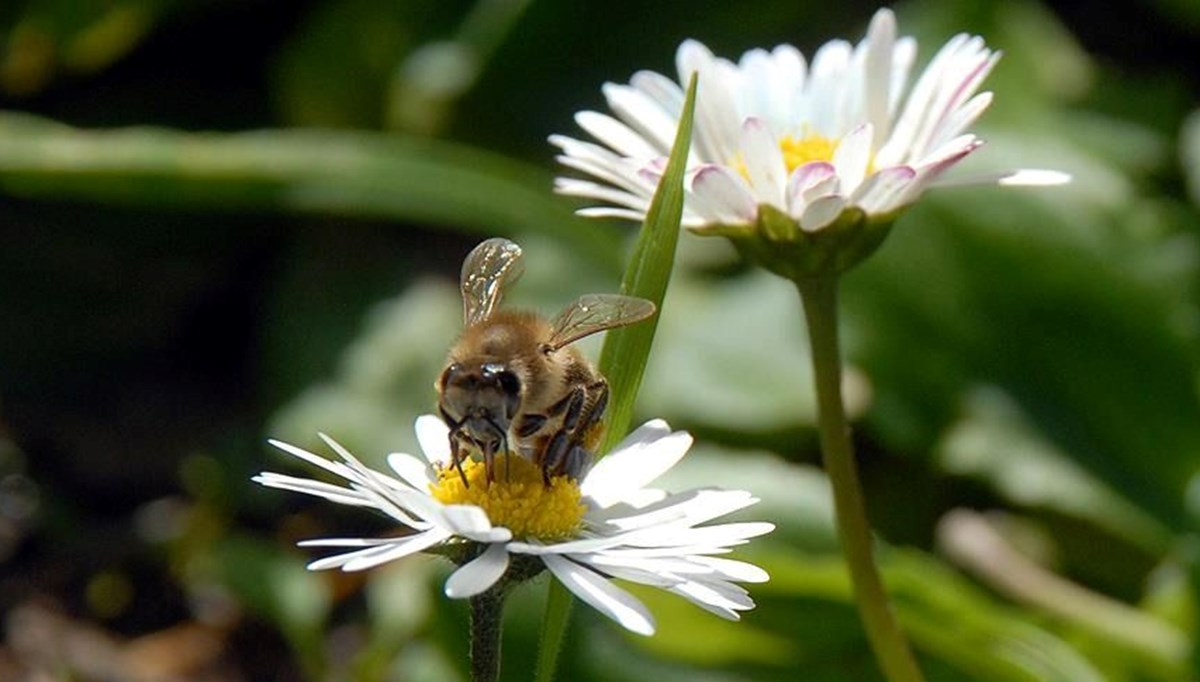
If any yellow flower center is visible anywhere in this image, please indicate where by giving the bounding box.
[429,454,585,541]
[733,133,838,180]
[779,134,838,172]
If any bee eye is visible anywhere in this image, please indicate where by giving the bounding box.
[495,369,521,397]
[440,363,462,386]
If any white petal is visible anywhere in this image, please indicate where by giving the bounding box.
[770,44,807,128]
[686,165,757,224]
[677,39,743,163]
[739,117,787,206]
[575,111,659,159]
[510,534,627,556]
[691,556,770,583]
[799,195,847,232]
[786,161,836,215]
[603,82,679,154]
[268,438,360,484]
[444,543,510,598]
[995,169,1073,186]
[441,505,513,543]
[556,178,649,210]
[297,538,396,547]
[598,489,758,532]
[307,529,450,571]
[414,414,451,466]
[628,522,776,549]
[386,452,435,490]
[806,39,853,134]
[878,33,970,166]
[551,134,659,195]
[671,580,752,617]
[631,70,685,116]
[832,123,873,194]
[318,434,405,494]
[863,8,897,147]
[668,589,740,621]
[579,561,679,588]
[676,39,716,88]
[581,424,693,508]
[583,552,711,578]
[852,166,917,214]
[737,49,782,126]
[928,91,993,151]
[253,473,375,508]
[576,207,649,221]
[543,554,656,636]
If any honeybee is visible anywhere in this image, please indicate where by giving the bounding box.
[436,238,655,486]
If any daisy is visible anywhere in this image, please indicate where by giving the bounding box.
[551,8,1068,235]
[253,416,773,636]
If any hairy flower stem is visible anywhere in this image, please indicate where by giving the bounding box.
[796,275,925,682]
[470,586,506,682]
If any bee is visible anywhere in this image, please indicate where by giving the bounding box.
[436,238,655,486]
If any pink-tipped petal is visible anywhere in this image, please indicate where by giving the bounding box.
[852,165,917,214]
[832,123,874,194]
[800,195,847,232]
[687,165,758,224]
[739,117,788,205]
[786,161,837,215]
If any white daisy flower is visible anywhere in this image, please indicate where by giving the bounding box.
[253,416,774,636]
[551,8,1069,234]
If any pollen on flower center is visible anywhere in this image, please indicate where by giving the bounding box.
[732,133,839,180]
[778,134,838,172]
[428,453,585,541]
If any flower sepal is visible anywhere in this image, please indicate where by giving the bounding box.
[713,203,897,281]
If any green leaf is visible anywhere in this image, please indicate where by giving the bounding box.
[535,73,697,682]
[596,71,698,453]
[936,387,1173,555]
[0,111,620,269]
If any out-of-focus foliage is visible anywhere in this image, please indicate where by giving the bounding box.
[1,0,1198,680]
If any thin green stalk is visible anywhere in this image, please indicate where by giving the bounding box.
[533,74,697,682]
[796,275,925,682]
[470,586,506,682]
[532,579,574,681]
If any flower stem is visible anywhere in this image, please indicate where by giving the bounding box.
[533,581,574,682]
[470,585,506,682]
[796,275,924,682]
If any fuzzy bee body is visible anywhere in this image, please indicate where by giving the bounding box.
[436,239,653,485]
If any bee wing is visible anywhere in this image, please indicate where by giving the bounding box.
[547,294,656,350]
[460,238,525,327]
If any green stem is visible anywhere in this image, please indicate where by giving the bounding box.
[533,580,574,682]
[470,586,506,682]
[796,275,924,682]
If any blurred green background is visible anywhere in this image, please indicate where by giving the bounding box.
[0,0,1198,680]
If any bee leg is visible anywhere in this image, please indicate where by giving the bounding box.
[562,444,593,481]
[587,380,609,422]
[449,437,469,488]
[483,440,497,484]
[501,432,511,481]
[565,388,588,430]
[515,413,547,438]
[541,430,572,486]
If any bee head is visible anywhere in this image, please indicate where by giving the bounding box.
[438,361,523,449]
